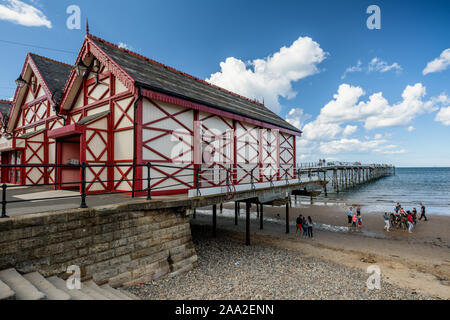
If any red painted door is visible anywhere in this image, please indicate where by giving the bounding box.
[7,151,22,184]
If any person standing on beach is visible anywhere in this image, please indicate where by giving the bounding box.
[356,206,362,230]
[347,207,353,226]
[296,215,303,236]
[302,216,308,238]
[407,211,414,233]
[383,212,390,232]
[419,203,428,221]
[352,213,357,231]
[307,216,313,238]
[412,208,418,224]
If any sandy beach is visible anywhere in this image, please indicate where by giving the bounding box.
[128,200,449,300]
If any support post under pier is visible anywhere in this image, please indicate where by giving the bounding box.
[286,203,290,234]
[212,204,217,238]
[246,202,251,246]
[260,204,264,230]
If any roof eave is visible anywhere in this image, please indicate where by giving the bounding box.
[136,81,302,136]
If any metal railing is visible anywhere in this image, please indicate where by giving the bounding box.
[298,161,394,169]
[0,163,310,218]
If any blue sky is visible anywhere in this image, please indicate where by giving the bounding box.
[0,0,449,167]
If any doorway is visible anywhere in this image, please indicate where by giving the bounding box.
[7,150,22,184]
[57,135,81,190]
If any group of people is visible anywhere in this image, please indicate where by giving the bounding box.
[296,215,314,238]
[347,205,363,231]
[383,202,427,233]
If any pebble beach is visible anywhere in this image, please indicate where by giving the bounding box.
[127,224,433,300]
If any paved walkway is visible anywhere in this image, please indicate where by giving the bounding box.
[1,185,150,217]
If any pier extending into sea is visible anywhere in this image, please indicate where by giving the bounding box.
[296,162,395,197]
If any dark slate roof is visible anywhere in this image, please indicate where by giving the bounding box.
[30,54,72,103]
[90,37,301,134]
[0,100,11,117]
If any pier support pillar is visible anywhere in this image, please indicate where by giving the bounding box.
[260,204,264,230]
[246,202,251,246]
[323,171,328,197]
[193,208,196,219]
[212,204,217,238]
[220,203,223,214]
[285,203,290,234]
[234,202,239,226]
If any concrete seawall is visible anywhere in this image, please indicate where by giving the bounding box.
[0,200,198,288]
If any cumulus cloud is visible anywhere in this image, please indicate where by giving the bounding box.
[407,126,415,132]
[343,125,357,136]
[285,108,311,130]
[435,106,450,126]
[206,36,327,113]
[287,83,447,160]
[319,138,387,154]
[0,0,51,28]
[302,121,343,141]
[423,49,450,75]
[316,83,441,130]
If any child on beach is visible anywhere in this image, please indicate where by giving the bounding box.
[384,212,390,232]
[351,214,357,231]
[307,216,313,238]
[356,206,362,230]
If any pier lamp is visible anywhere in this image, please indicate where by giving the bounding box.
[15,75,27,88]
[74,59,89,77]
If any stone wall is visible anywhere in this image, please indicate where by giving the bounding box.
[0,201,198,287]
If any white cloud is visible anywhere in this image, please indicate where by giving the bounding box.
[343,125,357,136]
[316,83,441,130]
[302,121,343,141]
[319,137,387,154]
[341,58,402,79]
[206,36,327,113]
[288,84,448,160]
[285,108,311,129]
[407,126,415,132]
[341,60,362,79]
[118,42,133,50]
[0,0,51,28]
[435,106,450,126]
[423,49,450,75]
[368,57,402,73]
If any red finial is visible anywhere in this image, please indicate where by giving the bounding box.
[86,19,89,35]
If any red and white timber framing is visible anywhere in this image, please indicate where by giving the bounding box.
[2,54,67,185]
[5,33,299,196]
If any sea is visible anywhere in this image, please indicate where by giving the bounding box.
[307,167,450,216]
